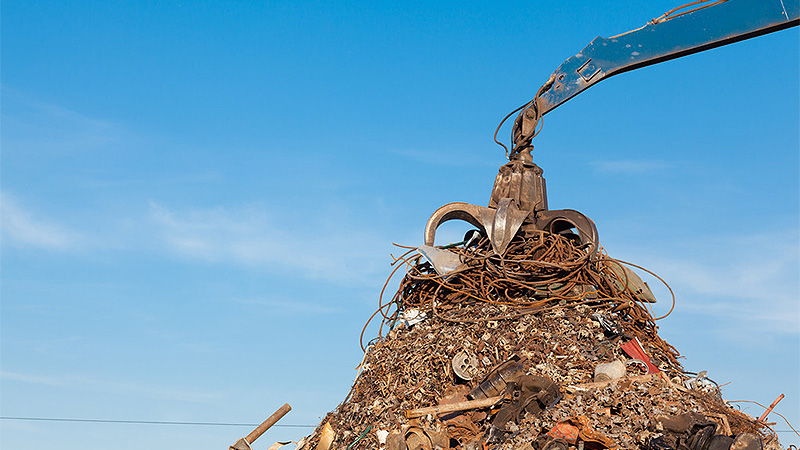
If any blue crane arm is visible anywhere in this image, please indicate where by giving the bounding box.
[512,0,800,152]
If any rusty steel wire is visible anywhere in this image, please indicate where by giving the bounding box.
[727,400,800,438]
[361,230,681,369]
[651,0,730,24]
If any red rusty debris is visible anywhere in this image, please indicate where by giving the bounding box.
[620,339,660,375]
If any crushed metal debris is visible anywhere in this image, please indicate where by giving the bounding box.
[288,229,788,450]
[233,5,800,449]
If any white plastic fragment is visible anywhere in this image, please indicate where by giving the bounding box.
[376,429,389,445]
[402,308,427,327]
[594,360,626,382]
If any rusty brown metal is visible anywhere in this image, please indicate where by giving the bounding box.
[425,148,598,256]
[229,403,291,450]
[405,395,504,419]
[489,154,547,212]
[757,393,785,422]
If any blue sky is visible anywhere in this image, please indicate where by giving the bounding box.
[1,1,798,448]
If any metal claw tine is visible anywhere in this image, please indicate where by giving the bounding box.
[424,155,598,257]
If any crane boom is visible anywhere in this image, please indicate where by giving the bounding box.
[512,0,800,153]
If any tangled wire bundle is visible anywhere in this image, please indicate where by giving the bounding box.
[363,229,681,371]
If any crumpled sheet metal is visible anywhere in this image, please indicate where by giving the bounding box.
[316,422,335,450]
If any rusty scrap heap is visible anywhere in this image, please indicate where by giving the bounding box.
[237,7,800,448]
[296,227,784,450]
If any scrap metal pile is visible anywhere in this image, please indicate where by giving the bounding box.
[227,8,800,449]
[281,151,789,450]
[296,229,781,450]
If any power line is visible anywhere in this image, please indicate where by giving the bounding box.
[2,416,794,434]
[0,416,315,428]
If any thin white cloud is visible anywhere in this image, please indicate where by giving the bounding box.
[146,201,392,286]
[0,192,86,251]
[613,230,800,335]
[0,370,67,387]
[0,370,220,403]
[2,88,122,154]
[392,148,496,168]
[0,190,399,284]
[591,159,672,174]
[233,297,341,315]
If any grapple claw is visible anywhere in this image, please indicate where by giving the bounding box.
[423,199,529,256]
[424,149,598,257]
[531,209,598,255]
